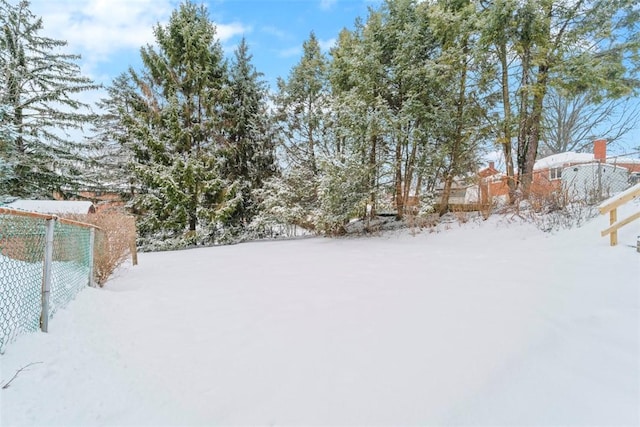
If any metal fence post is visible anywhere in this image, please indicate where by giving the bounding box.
[88,227,95,287]
[597,161,603,201]
[40,217,56,332]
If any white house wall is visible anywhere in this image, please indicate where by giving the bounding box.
[561,163,629,202]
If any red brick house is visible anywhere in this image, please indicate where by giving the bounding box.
[531,139,639,200]
[478,139,640,205]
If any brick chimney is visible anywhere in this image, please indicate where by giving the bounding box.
[594,139,607,161]
[489,161,495,170]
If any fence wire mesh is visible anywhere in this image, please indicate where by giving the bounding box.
[0,214,46,353]
[0,210,95,353]
[50,221,92,317]
[561,162,633,203]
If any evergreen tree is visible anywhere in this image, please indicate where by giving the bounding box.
[274,32,331,175]
[329,17,390,217]
[381,0,444,217]
[329,0,446,219]
[315,155,369,234]
[0,0,99,198]
[426,0,490,215]
[263,32,332,232]
[221,38,276,228]
[0,104,17,197]
[116,1,235,247]
[83,74,139,201]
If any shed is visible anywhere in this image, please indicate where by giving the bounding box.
[6,200,96,215]
[561,163,629,202]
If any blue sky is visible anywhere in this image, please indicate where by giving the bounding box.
[28,0,379,90]
[26,0,640,159]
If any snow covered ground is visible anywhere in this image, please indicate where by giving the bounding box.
[0,255,91,353]
[1,202,639,426]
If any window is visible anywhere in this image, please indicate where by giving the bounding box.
[549,167,562,180]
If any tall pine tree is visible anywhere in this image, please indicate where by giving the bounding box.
[0,0,99,198]
[220,38,276,229]
[117,1,235,247]
[274,32,331,176]
[0,104,17,197]
[263,32,331,231]
[83,74,139,202]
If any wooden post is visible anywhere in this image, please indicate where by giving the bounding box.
[40,218,55,332]
[599,183,640,246]
[609,208,617,246]
[88,228,95,287]
[601,211,640,238]
[130,239,138,266]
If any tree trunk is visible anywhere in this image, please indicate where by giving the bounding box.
[439,39,468,217]
[518,2,552,199]
[394,136,404,219]
[403,136,418,207]
[307,98,317,175]
[368,133,377,216]
[189,186,198,232]
[520,65,549,198]
[14,107,23,154]
[498,42,517,203]
[439,173,454,216]
[415,175,422,198]
[516,42,532,197]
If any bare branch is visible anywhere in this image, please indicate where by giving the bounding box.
[542,89,640,154]
[1,362,43,390]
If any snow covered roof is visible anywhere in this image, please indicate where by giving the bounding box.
[7,200,95,214]
[568,162,628,171]
[607,157,640,165]
[534,151,640,171]
[533,152,594,170]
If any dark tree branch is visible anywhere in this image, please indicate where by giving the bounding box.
[1,362,43,390]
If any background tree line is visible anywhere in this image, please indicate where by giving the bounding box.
[1,0,638,247]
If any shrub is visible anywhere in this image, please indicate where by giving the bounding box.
[64,212,137,286]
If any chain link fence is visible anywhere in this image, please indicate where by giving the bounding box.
[519,161,637,211]
[0,208,97,354]
[50,221,92,318]
[561,162,634,203]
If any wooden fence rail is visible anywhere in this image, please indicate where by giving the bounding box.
[598,183,640,246]
[0,207,101,230]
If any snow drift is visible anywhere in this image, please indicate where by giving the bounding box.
[1,202,638,426]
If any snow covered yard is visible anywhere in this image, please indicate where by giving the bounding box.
[1,205,639,426]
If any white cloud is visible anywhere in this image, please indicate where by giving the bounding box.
[318,37,337,51]
[320,0,338,10]
[30,0,174,60]
[28,0,249,80]
[216,22,251,41]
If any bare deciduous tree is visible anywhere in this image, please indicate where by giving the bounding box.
[541,90,640,155]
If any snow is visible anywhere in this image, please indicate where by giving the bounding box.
[534,152,595,170]
[534,151,640,172]
[0,255,91,353]
[1,204,639,425]
[6,200,94,215]
[609,156,640,165]
[599,182,640,210]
